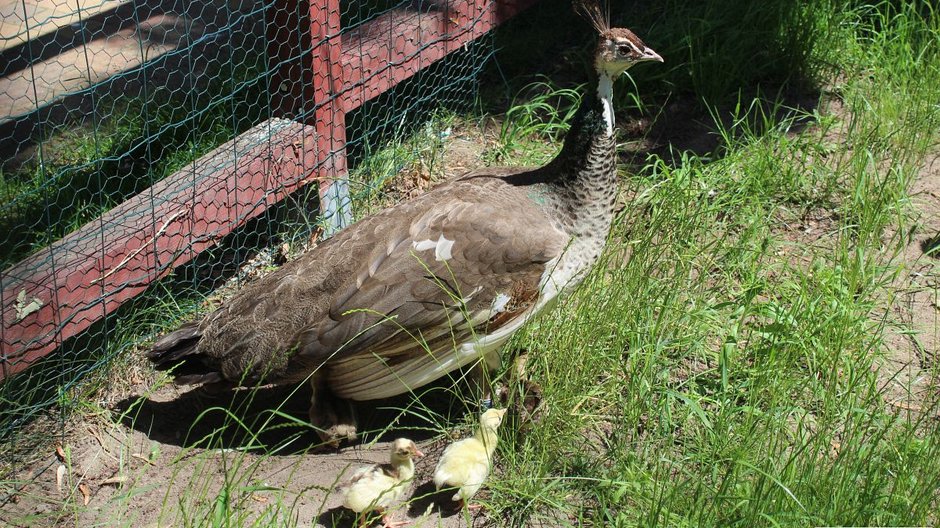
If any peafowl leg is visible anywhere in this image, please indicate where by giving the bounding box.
[470,348,502,410]
[308,373,357,447]
[454,497,483,512]
[468,362,491,410]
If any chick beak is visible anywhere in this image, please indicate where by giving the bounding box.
[413,447,425,458]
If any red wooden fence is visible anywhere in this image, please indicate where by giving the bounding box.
[0,0,537,380]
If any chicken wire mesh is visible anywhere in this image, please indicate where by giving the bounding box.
[0,0,523,476]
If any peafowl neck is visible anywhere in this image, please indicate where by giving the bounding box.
[542,71,618,239]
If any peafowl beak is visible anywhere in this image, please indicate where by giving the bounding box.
[642,48,664,64]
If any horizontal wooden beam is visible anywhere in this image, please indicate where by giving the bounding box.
[0,118,318,380]
[339,0,538,112]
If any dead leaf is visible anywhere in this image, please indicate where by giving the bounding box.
[55,464,66,491]
[830,441,842,457]
[309,226,324,248]
[251,494,268,504]
[274,243,290,265]
[55,445,66,462]
[100,475,127,487]
[14,290,43,321]
[78,483,90,505]
[131,453,155,466]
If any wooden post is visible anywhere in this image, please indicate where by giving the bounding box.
[267,0,351,234]
[311,0,352,234]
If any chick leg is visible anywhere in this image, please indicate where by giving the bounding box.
[379,509,408,528]
[308,373,358,447]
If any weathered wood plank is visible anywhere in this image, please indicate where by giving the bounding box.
[338,0,538,111]
[0,118,318,379]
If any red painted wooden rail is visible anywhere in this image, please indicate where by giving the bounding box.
[0,0,537,380]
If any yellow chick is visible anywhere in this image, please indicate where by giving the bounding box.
[339,438,424,528]
[433,408,508,509]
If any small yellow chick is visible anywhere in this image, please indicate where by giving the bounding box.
[433,408,508,509]
[339,438,424,528]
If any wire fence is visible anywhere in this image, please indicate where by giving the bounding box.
[0,0,530,470]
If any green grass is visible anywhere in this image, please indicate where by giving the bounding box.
[489,79,582,165]
[3,0,940,526]
[483,1,940,526]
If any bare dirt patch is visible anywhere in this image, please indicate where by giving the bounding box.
[879,151,940,418]
[0,377,492,527]
[378,122,494,205]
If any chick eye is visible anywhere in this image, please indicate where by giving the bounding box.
[617,44,634,56]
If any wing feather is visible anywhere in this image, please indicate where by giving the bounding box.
[182,174,568,392]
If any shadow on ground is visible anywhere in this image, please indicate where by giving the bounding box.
[619,87,824,170]
[920,232,940,258]
[114,376,474,454]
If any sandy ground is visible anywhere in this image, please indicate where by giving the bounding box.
[6,381,487,528]
[878,149,940,418]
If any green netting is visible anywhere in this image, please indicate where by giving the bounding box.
[0,0,497,475]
